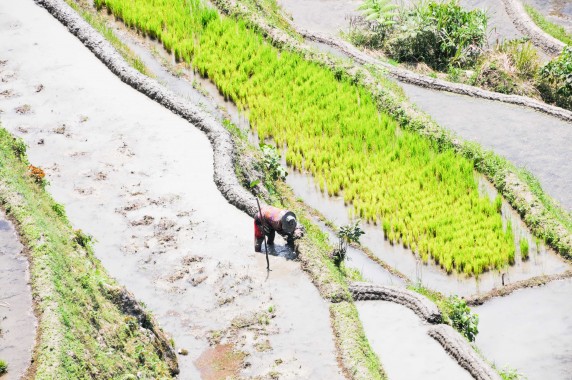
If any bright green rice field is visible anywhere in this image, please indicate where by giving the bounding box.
[94,0,516,276]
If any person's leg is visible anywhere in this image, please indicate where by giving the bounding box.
[254,220,264,252]
[266,229,276,245]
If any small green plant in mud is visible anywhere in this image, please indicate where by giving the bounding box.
[446,295,479,342]
[520,238,530,261]
[538,46,572,110]
[11,137,27,161]
[410,283,479,341]
[498,366,526,380]
[331,220,365,267]
[260,144,287,182]
[0,360,7,375]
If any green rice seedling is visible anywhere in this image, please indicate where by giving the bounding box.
[520,238,530,261]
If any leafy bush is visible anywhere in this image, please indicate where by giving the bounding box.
[331,221,365,266]
[538,46,572,110]
[260,144,287,181]
[386,0,487,70]
[409,283,479,341]
[444,295,479,342]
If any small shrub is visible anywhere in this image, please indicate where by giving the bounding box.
[386,0,487,70]
[52,202,67,219]
[260,144,287,182]
[445,295,479,342]
[74,229,94,250]
[331,221,365,267]
[472,40,540,97]
[0,360,7,375]
[538,46,572,110]
[520,238,530,261]
[11,138,27,161]
[345,15,387,49]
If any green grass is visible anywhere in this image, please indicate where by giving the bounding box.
[0,128,174,379]
[520,238,530,261]
[330,302,387,380]
[93,0,518,276]
[524,4,572,45]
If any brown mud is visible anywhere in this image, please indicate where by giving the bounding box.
[195,344,246,380]
[0,0,342,378]
[0,212,36,380]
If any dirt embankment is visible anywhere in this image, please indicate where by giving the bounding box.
[501,0,566,56]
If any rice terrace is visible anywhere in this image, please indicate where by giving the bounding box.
[1,0,571,379]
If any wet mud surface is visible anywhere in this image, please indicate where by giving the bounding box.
[0,1,342,378]
[522,0,572,33]
[474,278,572,380]
[356,301,473,380]
[0,212,36,380]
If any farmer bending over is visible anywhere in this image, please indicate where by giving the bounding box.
[254,205,304,252]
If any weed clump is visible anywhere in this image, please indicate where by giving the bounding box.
[538,46,572,110]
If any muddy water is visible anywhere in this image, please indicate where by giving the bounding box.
[356,301,473,380]
[522,0,572,33]
[0,212,36,380]
[474,278,572,380]
[0,1,342,378]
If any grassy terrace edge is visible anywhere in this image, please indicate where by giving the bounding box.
[524,4,572,45]
[0,127,177,378]
[211,0,572,259]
